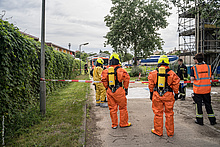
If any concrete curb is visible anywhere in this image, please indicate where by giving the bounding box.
[81,85,89,147]
[82,102,87,147]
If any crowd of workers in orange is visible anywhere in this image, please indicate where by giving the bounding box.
[91,52,217,137]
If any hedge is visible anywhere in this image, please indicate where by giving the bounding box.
[0,20,82,144]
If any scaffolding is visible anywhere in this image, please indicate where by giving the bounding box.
[178,0,220,71]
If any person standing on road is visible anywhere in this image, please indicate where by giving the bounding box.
[148,55,180,137]
[177,59,188,100]
[191,53,217,126]
[101,52,132,129]
[93,58,108,108]
[84,64,88,74]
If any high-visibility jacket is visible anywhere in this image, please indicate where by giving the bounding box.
[192,64,211,94]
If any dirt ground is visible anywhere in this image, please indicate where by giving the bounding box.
[86,84,220,147]
[86,85,103,147]
[174,87,220,131]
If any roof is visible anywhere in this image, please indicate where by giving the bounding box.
[141,55,179,65]
[46,42,74,52]
[19,31,39,41]
[45,42,75,55]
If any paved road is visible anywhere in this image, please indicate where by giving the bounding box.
[127,83,199,99]
[88,83,220,147]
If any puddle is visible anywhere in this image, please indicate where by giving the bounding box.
[127,87,194,99]
[126,86,218,99]
[127,87,149,99]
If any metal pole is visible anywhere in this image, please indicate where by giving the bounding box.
[68,43,71,50]
[40,0,46,115]
[79,45,82,74]
[202,21,205,54]
[196,0,199,54]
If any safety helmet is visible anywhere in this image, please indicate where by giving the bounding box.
[110,52,121,65]
[158,55,169,66]
[96,58,104,66]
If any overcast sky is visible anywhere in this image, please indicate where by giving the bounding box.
[0,0,178,54]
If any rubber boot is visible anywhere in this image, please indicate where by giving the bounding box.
[120,122,132,128]
[100,102,108,108]
[181,96,185,101]
[151,129,162,137]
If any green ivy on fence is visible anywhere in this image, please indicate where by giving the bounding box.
[0,20,82,144]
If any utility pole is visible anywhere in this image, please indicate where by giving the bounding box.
[40,0,46,115]
[79,44,82,74]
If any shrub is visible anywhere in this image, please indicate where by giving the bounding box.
[0,20,81,144]
[129,66,144,77]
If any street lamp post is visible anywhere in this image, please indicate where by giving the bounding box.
[40,0,46,115]
[68,43,71,50]
[79,42,89,74]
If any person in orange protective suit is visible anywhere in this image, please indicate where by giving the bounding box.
[148,55,180,137]
[101,52,132,129]
[93,58,108,108]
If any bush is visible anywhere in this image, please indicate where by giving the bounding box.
[0,20,81,144]
[129,66,145,77]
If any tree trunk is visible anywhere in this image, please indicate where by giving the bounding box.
[133,41,137,67]
[134,51,137,66]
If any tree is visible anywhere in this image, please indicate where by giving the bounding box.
[102,51,111,55]
[99,50,111,56]
[81,53,88,62]
[161,51,166,55]
[75,51,88,62]
[122,53,133,62]
[104,0,171,65]
[75,51,80,58]
[76,51,80,58]
[169,50,180,56]
[88,52,96,56]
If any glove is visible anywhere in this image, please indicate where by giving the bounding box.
[191,93,195,101]
[150,92,153,101]
[191,93,195,98]
[125,89,128,95]
[174,94,179,101]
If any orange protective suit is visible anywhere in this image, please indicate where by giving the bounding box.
[101,65,130,128]
[148,65,180,136]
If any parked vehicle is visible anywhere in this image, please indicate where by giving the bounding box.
[91,57,109,69]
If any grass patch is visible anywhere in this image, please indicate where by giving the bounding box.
[130,77,139,81]
[125,67,132,73]
[139,66,147,72]
[8,75,90,147]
